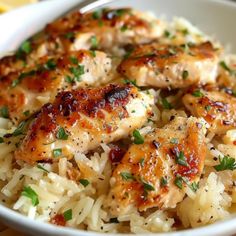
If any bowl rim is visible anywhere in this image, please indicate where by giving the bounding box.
[1,0,236,235]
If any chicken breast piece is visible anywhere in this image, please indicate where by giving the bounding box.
[117,42,219,89]
[14,84,154,164]
[183,87,236,134]
[0,50,113,124]
[0,8,165,77]
[107,117,207,216]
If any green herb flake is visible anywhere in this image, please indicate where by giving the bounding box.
[69,56,78,65]
[65,75,74,84]
[56,127,69,140]
[63,209,72,221]
[64,32,75,40]
[79,179,90,187]
[214,155,236,171]
[90,50,96,57]
[16,40,32,58]
[164,30,171,38]
[120,172,135,181]
[170,138,179,144]
[120,25,128,32]
[69,64,85,81]
[12,121,27,136]
[0,137,4,144]
[92,9,103,19]
[182,70,189,80]
[160,177,168,187]
[139,158,145,167]
[133,129,144,144]
[192,90,204,97]
[182,28,189,36]
[205,105,212,112]
[21,186,39,206]
[174,176,183,189]
[190,182,199,192]
[175,151,188,166]
[219,61,236,76]
[37,164,49,173]
[0,106,9,118]
[141,179,155,191]
[44,59,57,71]
[53,148,62,158]
[11,79,20,87]
[161,98,173,110]
[23,110,30,117]
[90,36,98,49]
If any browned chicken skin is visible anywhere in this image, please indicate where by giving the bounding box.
[14,84,154,164]
[183,87,236,135]
[107,117,207,216]
[0,50,113,124]
[118,42,219,89]
[0,8,165,77]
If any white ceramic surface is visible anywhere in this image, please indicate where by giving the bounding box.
[0,0,236,235]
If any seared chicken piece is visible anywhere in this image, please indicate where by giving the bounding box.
[0,50,113,124]
[14,84,154,164]
[107,117,207,216]
[0,8,165,76]
[118,42,219,89]
[183,88,236,134]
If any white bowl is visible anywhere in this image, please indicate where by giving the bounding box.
[0,0,236,235]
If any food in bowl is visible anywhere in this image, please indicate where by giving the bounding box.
[0,7,236,233]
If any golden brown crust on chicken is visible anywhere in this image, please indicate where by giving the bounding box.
[107,117,207,216]
[182,87,236,135]
[14,84,154,164]
[0,50,113,123]
[0,8,164,77]
[117,42,219,89]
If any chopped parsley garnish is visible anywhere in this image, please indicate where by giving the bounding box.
[90,36,98,49]
[160,177,168,187]
[21,186,39,206]
[64,32,75,40]
[190,182,199,192]
[65,75,74,84]
[182,70,189,80]
[174,176,183,189]
[120,172,135,181]
[23,110,30,117]
[63,209,72,221]
[161,98,173,110]
[205,105,212,112]
[37,164,49,173]
[56,127,69,140]
[11,79,20,87]
[12,120,27,136]
[11,69,36,87]
[69,64,85,82]
[92,9,103,19]
[120,25,128,32]
[53,148,62,158]
[133,129,144,144]
[123,79,138,87]
[16,40,32,59]
[164,30,171,38]
[79,179,90,187]
[182,28,189,36]
[44,59,56,70]
[175,151,188,166]
[0,106,9,118]
[69,56,78,65]
[139,158,145,167]
[170,138,178,144]
[0,137,4,144]
[124,47,134,59]
[192,90,204,97]
[141,179,155,191]
[90,50,96,57]
[214,155,236,171]
[219,61,236,76]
